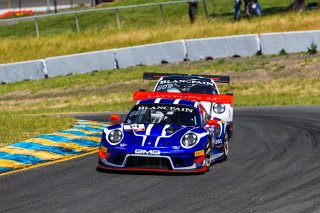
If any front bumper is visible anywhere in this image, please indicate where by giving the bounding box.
[98,152,208,173]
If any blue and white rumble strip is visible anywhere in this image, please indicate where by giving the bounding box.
[0,120,109,174]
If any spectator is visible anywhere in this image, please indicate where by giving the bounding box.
[234,0,242,21]
[188,0,198,24]
[234,0,262,21]
[253,0,263,16]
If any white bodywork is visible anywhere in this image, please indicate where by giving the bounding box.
[153,77,233,123]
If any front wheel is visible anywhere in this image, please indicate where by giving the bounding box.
[204,139,212,170]
[220,133,229,161]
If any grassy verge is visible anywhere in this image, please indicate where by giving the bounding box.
[0,0,320,64]
[0,114,75,147]
[1,52,319,115]
[0,52,319,146]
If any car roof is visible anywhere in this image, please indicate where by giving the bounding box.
[137,98,198,108]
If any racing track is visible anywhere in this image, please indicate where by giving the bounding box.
[0,106,319,213]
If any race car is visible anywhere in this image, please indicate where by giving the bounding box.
[98,94,232,173]
[143,72,234,137]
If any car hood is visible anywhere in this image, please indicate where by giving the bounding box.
[106,123,207,148]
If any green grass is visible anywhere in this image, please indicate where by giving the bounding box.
[0,114,75,147]
[1,52,319,115]
[0,0,320,64]
[1,0,318,37]
[1,0,319,146]
[0,52,319,146]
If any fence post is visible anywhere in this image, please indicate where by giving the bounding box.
[115,9,121,30]
[202,0,209,20]
[91,0,96,8]
[46,0,50,13]
[159,4,165,24]
[34,17,40,38]
[54,0,58,14]
[75,13,80,33]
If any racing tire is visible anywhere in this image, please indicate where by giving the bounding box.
[204,139,212,171]
[220,133,229,161]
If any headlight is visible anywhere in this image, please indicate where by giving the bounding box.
[213,103,225,114]
[181,133,198,147]
[108,130,123,144]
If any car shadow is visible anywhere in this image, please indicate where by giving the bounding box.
[96,167,205,176]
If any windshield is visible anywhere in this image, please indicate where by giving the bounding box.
[125,104,199,126]
[155,78,217,94]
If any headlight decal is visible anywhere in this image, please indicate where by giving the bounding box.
[213,103,226,114]
[180,131,208,149]
[104,127,124,145]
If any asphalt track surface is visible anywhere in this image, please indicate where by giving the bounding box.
[0,106,319,213]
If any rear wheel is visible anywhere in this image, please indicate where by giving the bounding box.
[205,139,212,170]
[221,133,229,161]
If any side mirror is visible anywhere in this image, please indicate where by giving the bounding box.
[207,119,219,126]
[109,114,121,124]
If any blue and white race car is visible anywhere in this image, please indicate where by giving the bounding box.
[143,72,234,138]
[98,95,230,173]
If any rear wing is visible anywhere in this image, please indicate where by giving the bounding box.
[133,91,234,105]
[143,72,230,83]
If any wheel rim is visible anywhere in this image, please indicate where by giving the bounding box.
[205,141,212,167]
[224,134,229,156]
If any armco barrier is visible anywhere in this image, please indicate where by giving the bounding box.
[260,30,320,55]
[0,60,45,84]
[1,30,319,84]
[46,50,116,77]
[185,34,260,61]
[115,40,186,69]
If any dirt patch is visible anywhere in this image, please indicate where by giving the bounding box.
[223,53,320,83]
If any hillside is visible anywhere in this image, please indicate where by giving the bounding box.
[0,0,319,64]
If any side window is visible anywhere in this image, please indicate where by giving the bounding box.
[200,105,209,126]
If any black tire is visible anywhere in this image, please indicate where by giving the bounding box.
[221,133,229,161]
[205,139,212,171]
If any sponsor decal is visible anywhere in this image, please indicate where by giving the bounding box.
[171,146,183,152]
[119,143,127,148]
[116,143,127,150]
[123,125,132,131]
[138,105,193,113]
[194,150,205,157]
[100,146,107,152]
[172,146,180,150]
[124,124,145,132]
[214,139,223,145]
[135,149,161,155]
[159,79,214,87]
[156,84,174,91]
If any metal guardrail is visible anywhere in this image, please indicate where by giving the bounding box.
[0,0,208,38]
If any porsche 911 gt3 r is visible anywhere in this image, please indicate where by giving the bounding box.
[143,72,234,138]
[98,97,230,173]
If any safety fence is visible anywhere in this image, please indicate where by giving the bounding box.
[0,0,95,12]
[0,29,319,84]
[0,0,209,37]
